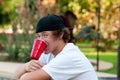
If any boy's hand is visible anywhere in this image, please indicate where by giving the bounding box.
[25,60,44,72]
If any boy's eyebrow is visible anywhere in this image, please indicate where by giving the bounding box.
[36,31,47,37]
[42,31,47,34]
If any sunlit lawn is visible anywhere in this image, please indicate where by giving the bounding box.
[76,41,117,75]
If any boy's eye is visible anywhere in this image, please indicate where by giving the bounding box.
[43,34,48,38]
[38,35,41,38]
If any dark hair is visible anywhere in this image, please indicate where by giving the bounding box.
[52,28,70,43]
[65,11,77,20]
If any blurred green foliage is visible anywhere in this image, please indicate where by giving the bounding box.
[0,0,19,25]
[0,0,120,62]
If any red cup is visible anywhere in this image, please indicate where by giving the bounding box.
[30,39,47,60]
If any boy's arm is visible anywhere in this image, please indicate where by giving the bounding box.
[20,69,50,80]
[15,60,44,79]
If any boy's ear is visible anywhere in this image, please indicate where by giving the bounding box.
[59,32,64,39]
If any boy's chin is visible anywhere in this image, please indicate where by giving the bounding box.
[44,51,50,54]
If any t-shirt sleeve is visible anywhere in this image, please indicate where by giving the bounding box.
[42,53,77,80]
[39,53,54,65]
[38,53,46,64]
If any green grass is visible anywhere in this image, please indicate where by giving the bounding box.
[78,46,117,75]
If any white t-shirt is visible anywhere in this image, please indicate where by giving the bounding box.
[39,52,54,65]
[40,43,98,80]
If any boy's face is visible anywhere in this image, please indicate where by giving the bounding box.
[37,31,60,54]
